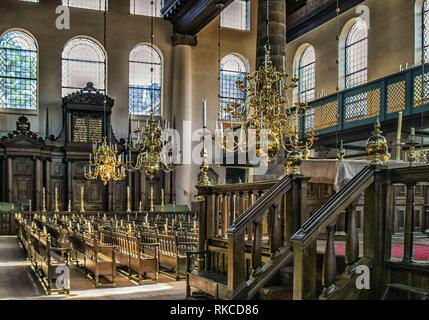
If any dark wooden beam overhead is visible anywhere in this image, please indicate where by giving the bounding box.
[162,0,365,40]
[161,0,236,35]
[286,0,366,42]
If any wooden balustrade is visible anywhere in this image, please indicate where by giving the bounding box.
[188,175,309,300]
[291,165,429,300]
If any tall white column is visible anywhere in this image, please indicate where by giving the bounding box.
[171,34,197,208]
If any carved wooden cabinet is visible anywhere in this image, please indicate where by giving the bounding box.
[0,83,164,212]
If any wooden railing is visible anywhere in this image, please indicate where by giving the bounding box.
[193,175,310,299]
[303,63,429,138]
[291,165,429,300]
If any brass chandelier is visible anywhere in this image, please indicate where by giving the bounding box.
[215,0,316,174]
[85,137,126,185]
[84,7,126,185]
[126,0,181,180]
[127,115,180,180]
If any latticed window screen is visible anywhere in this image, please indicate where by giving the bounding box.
[219,54,247,120]
[62,38,106,97]
[62,0,107,11]
[345,19,368,89]
[423,0,429,61]
[129,44,162,116]
[221,0,250,31]
[130,0,162,17]
[0,31,38,110]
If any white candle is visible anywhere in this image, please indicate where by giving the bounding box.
[411,127,415,136]
[203,99,207,128]
[397,112,403,141]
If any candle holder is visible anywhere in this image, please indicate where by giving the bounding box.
[54,188,60,213]
[42,188,47,212]
[149,187,155,213]
[337,141,346,161]
[198,129,213,187]
[160,189,165,213]
[406,131,419,167]
[126,187,132,213]
[80,187,85,213]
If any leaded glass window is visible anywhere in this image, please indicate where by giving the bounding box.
[423,0,429,61]
[298,45,315,103]
[62,0,107,11]
[129,44,162,116]
[345,18,368,89]
[219,54,247,120]
[62,37,106,97]
[221,0,250,31]
[130,0,162,17]
[0,30,38,110]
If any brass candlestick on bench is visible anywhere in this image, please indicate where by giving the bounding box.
[149,187,154,212]
[42,187,47,212]
[80,186,85,213]
[54,187,60,212]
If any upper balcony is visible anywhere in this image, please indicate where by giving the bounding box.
[303,65,429,148]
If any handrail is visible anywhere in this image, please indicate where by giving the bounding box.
[228,175,292,235]
[291,166,374,247]
[197,180,277,194]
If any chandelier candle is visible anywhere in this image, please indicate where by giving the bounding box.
[396,111,403,161]
[203,99,207,128]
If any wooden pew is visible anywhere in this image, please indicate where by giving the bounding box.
[68,230,116,287]
[141,231,197,280]
[99,230,159,284]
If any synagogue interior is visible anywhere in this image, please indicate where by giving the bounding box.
[0,0,429,301]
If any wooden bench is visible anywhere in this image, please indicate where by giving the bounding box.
[28,228,70,294]
[99,230,159,284]
[141,231,197,280]
[69,230,116,287]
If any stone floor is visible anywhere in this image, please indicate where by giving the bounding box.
[0,236,186,300]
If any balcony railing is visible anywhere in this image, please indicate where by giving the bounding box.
[302,64,429,136]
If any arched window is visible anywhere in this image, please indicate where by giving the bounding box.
[221,0,250,31]
[129,44,162,116]
[219,54,248,120]
[62,37,106,97]
[0,30,38,110]
[345,18,368,89]
[130,0,162,17]
[62,0,107,11]
[297,45,315,103]
[423,0,429,60]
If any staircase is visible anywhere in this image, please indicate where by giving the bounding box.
[187,165,429,300]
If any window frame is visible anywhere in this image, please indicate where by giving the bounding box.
[61,36,107,98]
[62,0,108,11]
[344,19,368,90]
[220,0,251,31]
[297,45,316,104]
[128,43,163,117]
[219,53,248,121]
[0,28,39,114]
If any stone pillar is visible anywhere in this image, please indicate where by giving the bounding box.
[171,33,197,208]
[256,0,286,71]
